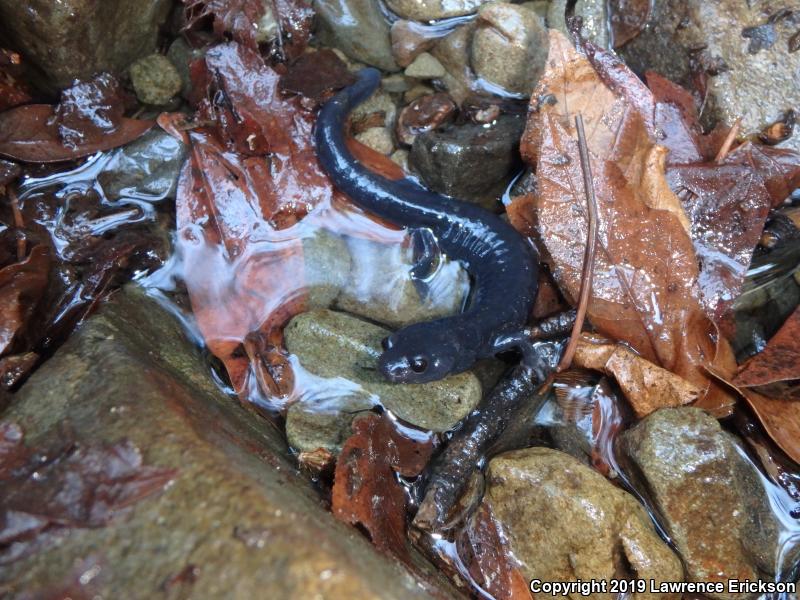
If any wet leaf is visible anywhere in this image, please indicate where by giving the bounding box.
[0,352,38,392]
[609,0,652,48]
[0,423,175,561]
[332,413,433,558]
[514,30,736,414]
[734,306,800,399]
[0,105,153,163]
[740,391,800,464]
[0,245,50,357]
[270,0,315,62]
[573,336,700,417]
[183,0,313,59]
[457,504,533,600]
[279,49,356,103]
[184,0,268,50]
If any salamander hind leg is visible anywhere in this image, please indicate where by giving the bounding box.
[490,330,553,383]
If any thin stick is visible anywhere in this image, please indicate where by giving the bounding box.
[714,117,742,163]
[556,114,598,372]
[8,187,26,261]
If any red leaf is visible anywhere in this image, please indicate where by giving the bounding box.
[332,413,433,558]
[279,49,356,103]
[184,0,268,50]
[740,391,800,464]
[0,105,153,163]
[457,504,533,600]
[0,245,50,357]
[0,423,175,560]
[734,306,800,398]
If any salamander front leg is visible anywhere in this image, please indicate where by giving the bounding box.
[490,331,551,382]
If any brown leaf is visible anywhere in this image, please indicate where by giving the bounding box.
[184,0,313,59]
[734,306,800,399]
[279,49,356,103]
[0,423,175,560]
[0,105,153,163]
[740,391,800,464]
[573,336,700,417]
[0,245,50,357]
[270,0,315,62]
[184,0,268,50]
[609,0,652,48]
[332,413,433,558]
[457,504,533,600]
[515,31,736,414]
[667,154,772,329]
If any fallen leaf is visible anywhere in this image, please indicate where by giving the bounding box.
[740,391,800,465]
[0,423,175,562]
[0,105,153,163]
[270,0,315,61]
[457,504,533,600]
[0,352,38,392]
[332,413,433,558]
[609,0,652,48]
[573,337,700,417]
[734,306,800,399]
[184,0,268,50]
[279,49,356,103]
[183,0,313,59]
[0,245,50,357]
[514,30,736,414]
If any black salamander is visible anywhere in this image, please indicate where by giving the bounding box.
[315,68,540,384]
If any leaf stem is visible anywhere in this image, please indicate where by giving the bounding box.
[557,114,598,372]
[714,117,742,163]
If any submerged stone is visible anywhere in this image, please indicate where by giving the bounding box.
[284,309,482,432]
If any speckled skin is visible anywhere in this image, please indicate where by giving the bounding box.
[315,68,538,383]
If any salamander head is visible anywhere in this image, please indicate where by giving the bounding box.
[378,322,473,384]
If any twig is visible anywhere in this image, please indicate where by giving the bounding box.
[556,115,598,372]
[714,117,742,163]
[8,187,26,261]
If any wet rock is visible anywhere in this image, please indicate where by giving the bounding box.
[335,236,469,329]
[619,0,800,151]
[0,0,172,93]
[477,448,683,598]
[471,2,549,96]
[97,129,187,201]
[391,20,437,68]
[404,84,436,103]
[431,23,477,104]
[301,229,352,309]
[284,310,482,432]
[382,74,411,93]
[410,114,526,208]
[396,93,457,146]
[391,149,411,171]
[314,0,399,72]
[286,393,374,454]
[0,287,454,599]
[351,88,399,130]
[166,38,206,99]
[129,54,182,106]
[404,53,446,79]
[354,127,395,155]
[620,408,787,597]
[385,0,488,21]
[548,0,611,49]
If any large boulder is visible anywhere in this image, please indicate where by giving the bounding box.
[0,287,459,599]
[0,0,172,93]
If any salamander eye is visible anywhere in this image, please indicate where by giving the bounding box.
[410,356,428,373]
